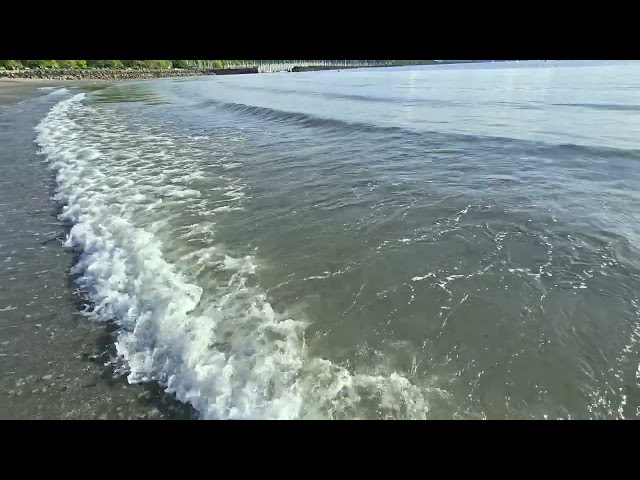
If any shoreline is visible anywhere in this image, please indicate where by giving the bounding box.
[0,64,378,82]
[0,79,197,419]
[0,68,256,82]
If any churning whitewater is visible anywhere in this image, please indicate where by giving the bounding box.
[34,92,442,419]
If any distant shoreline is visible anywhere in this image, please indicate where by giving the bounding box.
[0,61,523,83]
[0,63,432,82]
[0,65,367,81]
[0,67,259,82]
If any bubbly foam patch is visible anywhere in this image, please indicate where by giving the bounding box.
[34,93,442,419]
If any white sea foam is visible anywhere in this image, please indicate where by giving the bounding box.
[39,87,70,97]
[34,92,440,419]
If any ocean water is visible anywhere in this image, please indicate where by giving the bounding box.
[28,61,640,418]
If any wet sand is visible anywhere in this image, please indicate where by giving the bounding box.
[0,80,196,419]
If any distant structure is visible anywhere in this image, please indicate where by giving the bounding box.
[240,60,390,73]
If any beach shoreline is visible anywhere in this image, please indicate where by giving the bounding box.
[0,67,253,83]
[0,80,197,419]
[0,64,374,84]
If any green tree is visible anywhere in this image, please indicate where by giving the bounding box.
[121,60,147,69]
[144,60,172,69]
[120,60,171,70]
[56,60,88,69]
[104,60,124,68]
[172,60,191,69]
[23,60,59,69]
[0,60,22,70]
[88,60,124,68]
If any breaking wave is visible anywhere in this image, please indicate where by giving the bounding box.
[34,92,444,419]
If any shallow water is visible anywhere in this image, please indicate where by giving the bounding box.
[0,86,198,419]
[15,61,640,418]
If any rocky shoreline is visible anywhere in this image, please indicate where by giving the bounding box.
[0,67,259,81]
